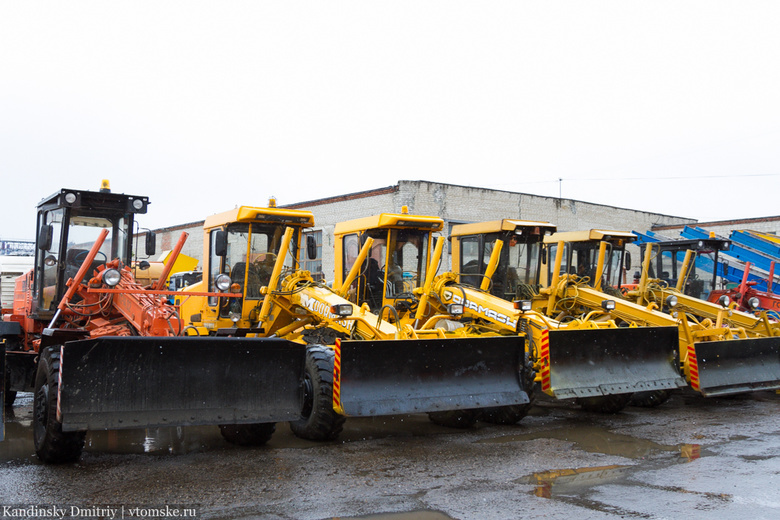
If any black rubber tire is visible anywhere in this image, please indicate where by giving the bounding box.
[427,409,480,428]
[577,393,633,414]
[4,377,16,406]
[33,347,86,464]
[219,423,276,446]
[482,352,536,425]
[289,345,346,441]
[630,390,672,408]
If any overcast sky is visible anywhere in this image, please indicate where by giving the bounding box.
[1,1,779,240]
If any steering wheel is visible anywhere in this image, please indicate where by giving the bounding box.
[73,250,107,265]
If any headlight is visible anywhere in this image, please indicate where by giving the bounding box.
[447,303,464,316]
[64,192,77,204]
[601,300,616,311]
[748,297,761,309]
[718,295,730,307]
[215,273,231,291]
[330,304,353,317]
[132,198,144,210]
[513,300,533,312]
[229,300,242,323]
[665,295,678,308]
[102,268,121,287]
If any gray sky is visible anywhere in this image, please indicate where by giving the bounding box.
[2,1,779,240]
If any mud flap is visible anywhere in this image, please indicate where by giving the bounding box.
[57,336,305,432]
[334,336,528,416]
[690,337,780,396]
[544,326,685,399]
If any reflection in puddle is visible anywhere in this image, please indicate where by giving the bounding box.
[479,424,691,459]
[517,442,703,499]
[520,465,633,498]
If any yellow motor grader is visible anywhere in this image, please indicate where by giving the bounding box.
[540,229,780,398]
[178,203,530,435]
[332,214,684,415]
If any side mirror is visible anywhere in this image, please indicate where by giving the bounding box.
[145,231,156,256]
[721,261,729,277]
[624,252,632,271]
[306,235,317,260]
[38,225,53,251]
[214,230,227,257]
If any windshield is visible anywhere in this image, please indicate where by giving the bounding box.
[214,223,298,301]
[549,242,625,289]
[660,249,717,300]
[494,235,541,299]
[360,228,430,311]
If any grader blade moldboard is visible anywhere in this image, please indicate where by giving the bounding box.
[692,337,780,396]
[336,336,528,417]
[58,336,305,431]
[546,326,685,399]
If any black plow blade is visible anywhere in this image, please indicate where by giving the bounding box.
[58,336,305,431]
[544,326,685,399]
[691,337,780,396]
[335,335,529,417]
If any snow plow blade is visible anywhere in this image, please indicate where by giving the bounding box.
[334,336,528,417]
[545,326,685,399]
[691,337,780,396]
[57,336,305,432]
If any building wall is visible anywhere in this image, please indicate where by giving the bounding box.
[150,181,697,283]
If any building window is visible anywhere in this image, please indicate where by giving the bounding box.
[303,230,324,280]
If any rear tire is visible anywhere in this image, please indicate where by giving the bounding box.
[289,345,345,441]
[219,423,276,446]
[34,347,86,464]
[3,380,16,406]
[577,393,632,414]
[428,409,480,428]
[630,390,671,408]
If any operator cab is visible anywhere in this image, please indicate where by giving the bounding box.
[543,230,636,291]
[32,182,150,319]
[334,209,442,314]
[450,220,556,301]
[634,238,731,300]
[192,204,314,329]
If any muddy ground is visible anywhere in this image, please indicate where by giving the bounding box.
[1,390,779,520]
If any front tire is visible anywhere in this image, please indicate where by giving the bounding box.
[482,352,536,425]
[577,393,632,414]
[630,390,671,408]
[428,409,480,428]
[219,423,276,446]
[289,345,345,441]
[34,347,86,464]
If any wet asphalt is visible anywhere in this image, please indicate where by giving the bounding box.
[1,390,779,520]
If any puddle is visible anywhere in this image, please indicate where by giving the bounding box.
[329,512,453,520]
[2,397,454,462]
[518,465,633,498]
[478,424,682,459]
